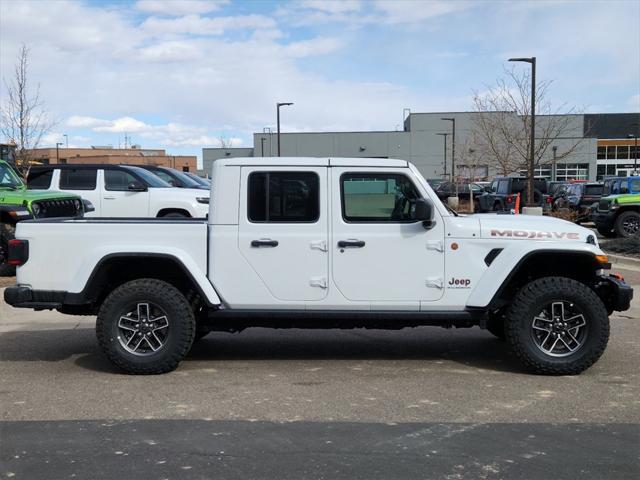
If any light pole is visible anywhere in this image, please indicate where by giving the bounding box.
[63,134,68,148]
[56,142,63,163]
[436,133,449,178]
[441,118,456,192]
[552,145,558,181]
[276,102,293,156]
[629,121,639,174]
[509,56,536,206]
[261,137,266,157]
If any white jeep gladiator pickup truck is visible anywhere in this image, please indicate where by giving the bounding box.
[4,158,633,375]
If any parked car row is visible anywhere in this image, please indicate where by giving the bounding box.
[0,162,210,275]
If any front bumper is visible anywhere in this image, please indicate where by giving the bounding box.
[4,285,65,310]
[591,210,615,229]
[595,275,633,312]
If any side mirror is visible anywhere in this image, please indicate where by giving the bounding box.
[128,181,147,192]
[412,198,434,228]
[82,199,95,213]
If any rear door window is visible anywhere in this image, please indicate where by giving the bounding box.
[248,171,319,223]
[584,185,603,196]
[59,169,97,190]
[27,169,53,189]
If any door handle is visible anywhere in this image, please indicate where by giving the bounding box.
[338,240,365,248]
[103,196,116,200]
[251,239,279,248]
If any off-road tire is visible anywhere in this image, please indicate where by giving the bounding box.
[505,276,609,375]
[0,223,16,277]
[596,226,616,238]
[614,211,640,238]
[96,279,195,374]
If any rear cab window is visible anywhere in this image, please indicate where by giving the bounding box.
[248,171,319,223]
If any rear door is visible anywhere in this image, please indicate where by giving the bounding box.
[101,169,150,217]
[330,168,445,307]
[238,167,328,301]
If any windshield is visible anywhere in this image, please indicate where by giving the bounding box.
[168,170,202,188]
[126,166,172,188]
[0,162,24,189]
[185,172,211,187]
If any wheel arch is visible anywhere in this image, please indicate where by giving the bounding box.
[483,250,603,310]
[156,208,191,218]
[65,253,219,310]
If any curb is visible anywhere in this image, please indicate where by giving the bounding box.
[607,253,640,265]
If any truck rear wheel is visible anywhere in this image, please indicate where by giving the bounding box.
[96,279,195,374]
[0,224,16,277]
[505,277,609,375]
[614,211,640,238]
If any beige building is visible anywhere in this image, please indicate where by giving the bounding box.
[28,146,197,172]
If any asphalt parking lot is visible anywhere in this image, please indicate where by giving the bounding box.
[1,262,639,479]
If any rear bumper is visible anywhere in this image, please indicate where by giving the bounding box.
[3,285,65,310]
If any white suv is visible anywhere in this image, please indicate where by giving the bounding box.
[27,164,209,218]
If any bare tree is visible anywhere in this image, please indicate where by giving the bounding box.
[0,44,55,174]
[471,67,582,181]
[218,135,235,149]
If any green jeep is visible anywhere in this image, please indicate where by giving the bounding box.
[592,176,640,238]
[0,159,87,275]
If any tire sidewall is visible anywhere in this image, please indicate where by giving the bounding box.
[507,278,609,372]
[615,211,640,238]
[97,281,195,372]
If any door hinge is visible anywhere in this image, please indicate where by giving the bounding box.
[309,277,328,289]
[310,240,328,252]
[426,240,444,252]
[425,277,443,289]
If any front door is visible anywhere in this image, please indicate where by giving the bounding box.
[101,169,150,217]
[331,168,445,306]
[238,167,328,301]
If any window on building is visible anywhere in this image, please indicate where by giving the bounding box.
[556,163,589,181]
[617,146,629,159]
[248,171,319,223]
[597,146,606,159]
[27,169,53,189]
[60,169,97,190]
[341,173,419,222]
[606,146,616,159]
[457,165,489,181]
[104,169,138,191]
[519,165,552,179]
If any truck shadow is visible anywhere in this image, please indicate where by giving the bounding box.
[0,327,524,374]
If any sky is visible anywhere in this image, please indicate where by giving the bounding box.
[1,0,639,166]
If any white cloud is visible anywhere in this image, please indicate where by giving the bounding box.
[135,0,229,16]
[284,37,342,58]
[373,0,470,25]
[297,0,363,14]
[66,116,111,128]
[141,14,276,37]
[93,117,150,134]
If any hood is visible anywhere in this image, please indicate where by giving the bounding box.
[0,188,81,205]
[478,214,595,243]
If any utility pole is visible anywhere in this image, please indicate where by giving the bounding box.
[56,142,63,163]
[276,102,293,157]
[436,133,449,178]
[509,56,536,205]
[441,118,456,193]
[552,146,558,181]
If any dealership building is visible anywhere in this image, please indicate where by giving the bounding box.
[203,112,639,182]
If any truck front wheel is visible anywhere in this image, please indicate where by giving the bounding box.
[96,279,196,374]
[505,277,609,375]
